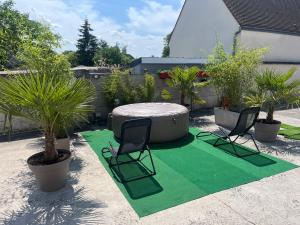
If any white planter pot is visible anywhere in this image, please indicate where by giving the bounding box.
[27,149,71,192]
[55,137,70,151]
[214,107,239,130]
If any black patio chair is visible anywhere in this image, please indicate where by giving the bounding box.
[197,107,261,157]
[101,118,156,182]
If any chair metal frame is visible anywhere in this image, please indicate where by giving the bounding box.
[101,118,156,182]
[197,107,261,157]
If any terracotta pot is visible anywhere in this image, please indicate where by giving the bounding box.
[222,97,230,110]
[254,120,281,142]
[27,149,71,192]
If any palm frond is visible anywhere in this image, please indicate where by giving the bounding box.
[161,89,172,100]
[246,66,300,121]
[281,66,297,82]
[193,96,206,105]
[0,73,96,134]
[194,81,209,89]
[161,66,207,105]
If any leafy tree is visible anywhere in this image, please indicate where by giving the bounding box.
[62,50,78,67]
[94,44,134,67]
[101,45,122,65]
[120,46,134,66]
[0,0,49,69]
[161,66,208,105]
[245,68,300,123]
[162,33,171,57]
[76,19,98,66]
[17,28,71,77]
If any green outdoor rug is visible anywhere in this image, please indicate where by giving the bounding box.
[81,128,298,217]
[279,123,300,140]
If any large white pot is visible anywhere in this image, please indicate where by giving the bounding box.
[27,149,71,192]
[214,107,239,130]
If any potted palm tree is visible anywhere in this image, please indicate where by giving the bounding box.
[245,67,300,142]
[0,73,95,191]
[161,66,208,107]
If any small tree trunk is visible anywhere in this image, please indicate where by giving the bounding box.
[180,92,185,105]
[266,106,274,124]
[44,127,58,162]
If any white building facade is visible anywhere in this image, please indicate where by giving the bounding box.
[170,0,300,65]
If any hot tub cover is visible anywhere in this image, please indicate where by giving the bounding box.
[112,103,189,143]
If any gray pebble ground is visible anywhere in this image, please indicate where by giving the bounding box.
[0,109,299,225]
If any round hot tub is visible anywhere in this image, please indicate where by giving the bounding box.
[112,103,189,143]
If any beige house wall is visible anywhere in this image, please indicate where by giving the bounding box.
[240,30,300,63]
[169,0,239,58]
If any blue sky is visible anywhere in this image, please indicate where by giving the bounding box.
[12,0,184,57]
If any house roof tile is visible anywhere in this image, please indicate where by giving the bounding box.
[223,0,300,35]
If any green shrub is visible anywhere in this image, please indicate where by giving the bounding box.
[137,74,155,102]
[206,41,267,110]
[103,71,156,108]
[103,70,138,107]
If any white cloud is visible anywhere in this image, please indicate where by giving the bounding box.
[13,0,182,57]
[127,0,181,34]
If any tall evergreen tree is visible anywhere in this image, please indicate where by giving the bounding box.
[162,33,171,57]
[76,19,98,66]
